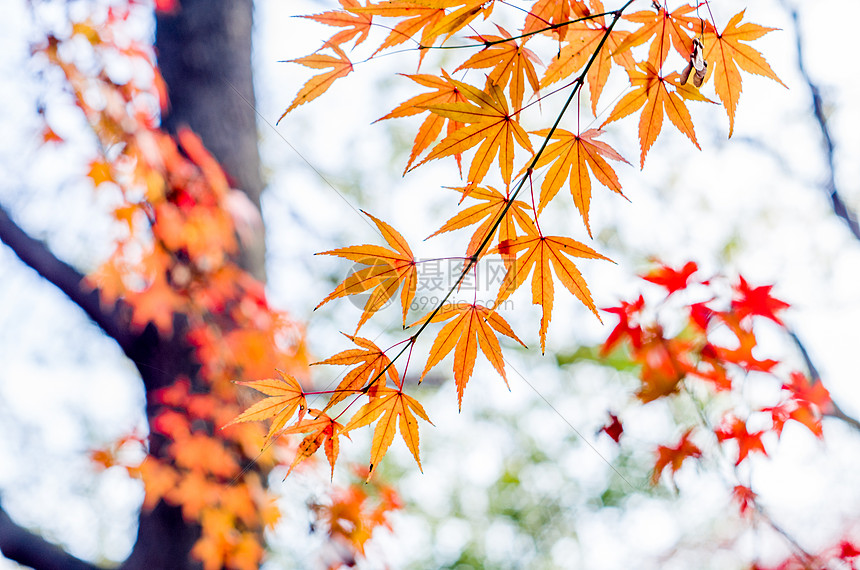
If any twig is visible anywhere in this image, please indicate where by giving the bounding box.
[784,3,860,242]
[788,329,860,434]
[0,501,100,570]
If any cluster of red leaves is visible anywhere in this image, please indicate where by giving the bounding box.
[599,261,856,567]
[602,261,828,476]
[36,6,398,569]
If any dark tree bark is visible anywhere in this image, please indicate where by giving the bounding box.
[156,0,266,281]
[0,2,266,569]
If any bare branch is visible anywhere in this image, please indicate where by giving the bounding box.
[0,202,136,356]
[0,501,101,570]
[785,4,860,242]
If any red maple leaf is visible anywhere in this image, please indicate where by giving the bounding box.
[782,371,831,411]
[652,428,701,484]
[601,294,645,355]
[642,261,698,295]
[714,415,767,465]
[599,413,623,443]
[732,484,757,517]
[731,275,790,325]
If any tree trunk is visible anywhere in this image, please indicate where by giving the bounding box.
[155,0,266,281]
[121,2,266,568]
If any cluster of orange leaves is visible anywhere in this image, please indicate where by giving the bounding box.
[600,262,859,568]
[37,4,398,568]
[238,0,785,481]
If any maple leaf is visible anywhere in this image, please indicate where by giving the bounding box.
[731,275,790,325]
[135,458,180,511]
[615,4,698,70]
[350,1,445,56]
[540,19,634,114]
[423,0,495,42]
[636,336,691,403]
[714,314,777,373]
[599,412,623,443]
[417,79,533,186]
[782,371,831,411]
[171,433,239,479]
[651,428,701,485]
[601,294,645,355]
[302,0,373,50]
[455,25,542,110]
[312,334,399,411]
[126,272,187,335]
[344,387,433,477]
[491,225,610,352]
[715,415,767,465]
[427,185,536,261]
[703,10,785,136]
[279,410,347,480]
[603,63,713,167]
[531,128,629,236]
[279,45,353,120]
[378,72,468,173]
[732,484,757,517]
[642,260,698,295]
[316,211,417,329]
[415,303,525,409]
[523,0,592,41]
[225,371,307,445]
[88,159,113,186]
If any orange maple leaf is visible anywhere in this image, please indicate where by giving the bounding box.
[540,19,634,114]
[312,334,399,411]
[378,72,468,173]
[350,1,445,57]
[428,185,536,262]
[602,63,713,167]
[224,371,307,445]
[87,159,113,186]
[344,387,433,477]
[714,313,777,373]
[279,410,347,480]
[279,45,353,120]
[531,128,629,236]
[491,225,610,352]
[703,10,785,136]
[615,4,698,70]
[415,303,525,409]
[316,211,417,330]
[126,272,187,335]
[417,79,533,186]
[522,0,592,41]
[423,0,495,42]
[302,0,373,50]
[456,25,542,110]
[170,433,239,479]
[636,336,692,403]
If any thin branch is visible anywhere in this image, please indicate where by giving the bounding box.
[0,201,136,355]
[788,330,860,434]
[0,501,101,570]
[785,4,860,242]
